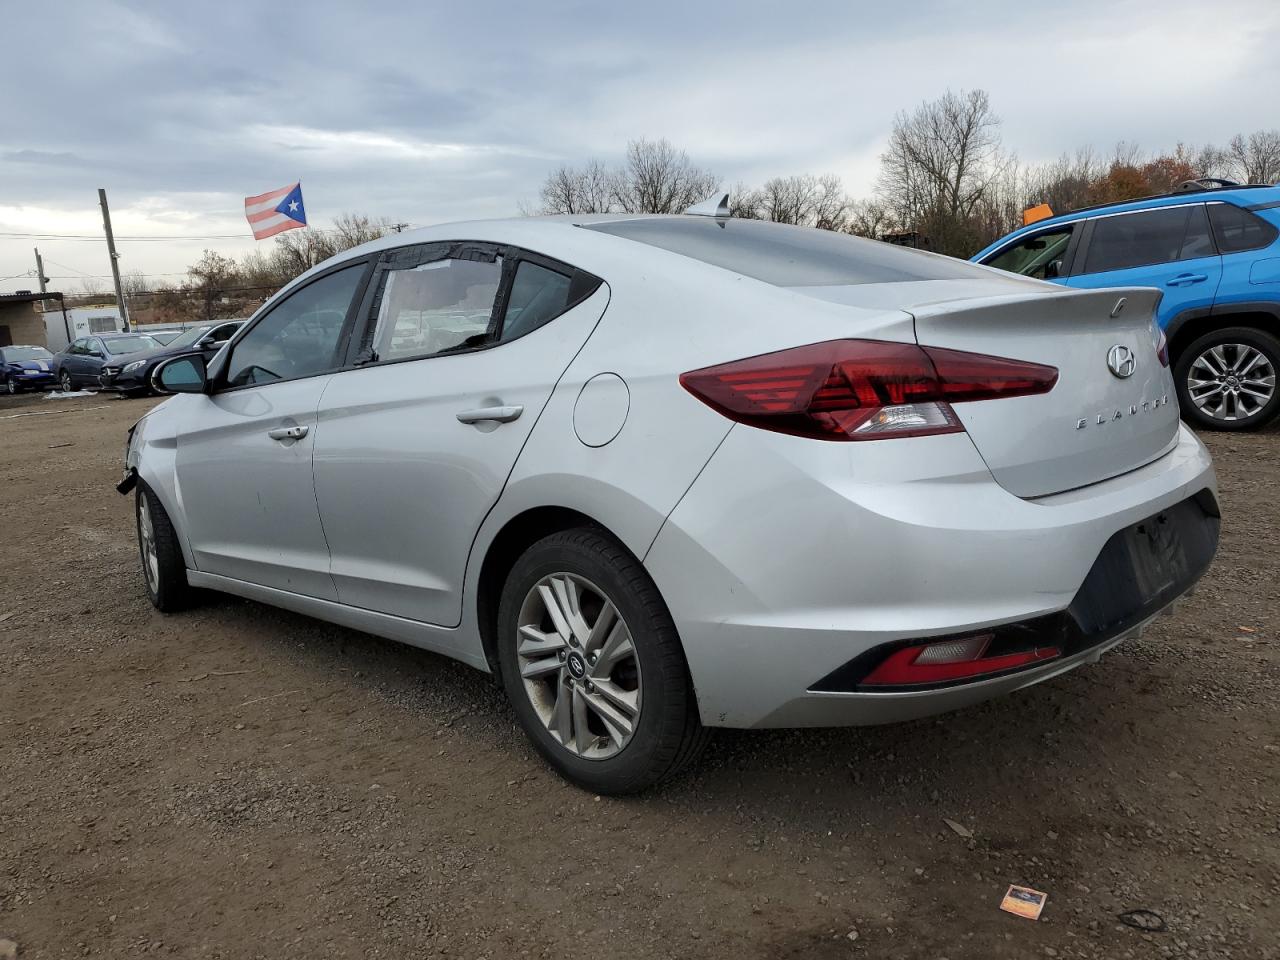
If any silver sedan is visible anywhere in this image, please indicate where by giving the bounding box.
[122,213,1220,793]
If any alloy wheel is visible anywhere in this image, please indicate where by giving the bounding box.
[5,380,15,394]
[138,495,160,593]
[1186,343,1276,422]
[515,573,642,760]
[60,371,73,392]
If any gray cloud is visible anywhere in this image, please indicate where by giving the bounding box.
[2,0,1279,289]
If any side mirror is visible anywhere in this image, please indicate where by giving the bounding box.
[1043,259,1064,280]
[152,353,208,394]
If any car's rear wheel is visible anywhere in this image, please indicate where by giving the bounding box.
[496,528,709,794]
[60,370,74,392]
[1175,326,1280,431]
[137,484,195,612]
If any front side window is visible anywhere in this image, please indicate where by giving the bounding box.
[368,256,503,363]
[224,263,365,388]
[1209,203,1280,254]
[1083,206,1206,274]
[983,227,1074,279]
[500,261,574,342]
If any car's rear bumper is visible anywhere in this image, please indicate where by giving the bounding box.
[645,422,1218,729]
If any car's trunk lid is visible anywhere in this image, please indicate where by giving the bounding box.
[909,285,1178,498]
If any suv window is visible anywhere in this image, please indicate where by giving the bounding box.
[1083,205,1210,274]
[1208,203,1279,254]
[368,256,503,363]
[500,261,574,342]
[224,263,365,388]
[984,227,1073,279]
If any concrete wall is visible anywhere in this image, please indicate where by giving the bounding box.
[0,302,47,347]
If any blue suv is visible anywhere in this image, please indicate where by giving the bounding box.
[973,179,1280,430]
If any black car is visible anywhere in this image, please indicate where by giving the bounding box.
[99,320,243,395]
[51,333,163,392]
[1,344,57,393]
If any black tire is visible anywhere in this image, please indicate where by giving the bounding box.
[4,379,17,395]
[1174,326,1280,431]
[136,483,196,612]
[59,370,74,392]
[496,527,710,794]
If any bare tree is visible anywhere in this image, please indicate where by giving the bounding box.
[186,249,240,321]
[877,89,1009,256]
[272,212,390,280]
[745,174,851,230]
[77,277,111,300]
[845,199,894,239]
[539,159,614,214]
[1222,130,1280,184]
[610,138,719,214]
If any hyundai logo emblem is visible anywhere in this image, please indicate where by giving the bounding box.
[1107,344,1137,379]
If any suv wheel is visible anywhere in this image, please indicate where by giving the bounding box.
[1174,326,1280,430]
[496,528,710,794]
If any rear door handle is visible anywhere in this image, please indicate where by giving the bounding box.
[267,425,309,441]
[456,404,524,424]
[1167,273,1207,286]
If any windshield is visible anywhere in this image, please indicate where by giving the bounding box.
[3,346,53,361]
[164,325,215,349]
[147,330,181,344]
[103,335,160,356]
[582,217,988,286]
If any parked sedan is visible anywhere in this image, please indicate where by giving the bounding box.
[53,333,161,392]
[100,320,243,395]
[120,214,1220,794]
[1,345,57,393]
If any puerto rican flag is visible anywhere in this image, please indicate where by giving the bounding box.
[244,182,307,240]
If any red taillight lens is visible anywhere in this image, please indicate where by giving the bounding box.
[1155,327,1170,367]
[680,339,1057,441]
[861,635,1061,686]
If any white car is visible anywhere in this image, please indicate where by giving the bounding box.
[121,214,1220,793]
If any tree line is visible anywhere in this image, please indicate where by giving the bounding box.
[129,90,1280,324]
[536,91,1280,258]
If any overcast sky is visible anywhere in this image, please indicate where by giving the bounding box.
[3,0,1278,294]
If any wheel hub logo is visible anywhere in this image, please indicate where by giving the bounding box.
[1107,344,1137,379]
[566,651,587,679]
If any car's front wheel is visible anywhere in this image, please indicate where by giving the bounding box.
[496,528,709,794]
[137,484,195,612]
[1175,326,1280,431]
[4,379,16,395]
[59,370,74,392]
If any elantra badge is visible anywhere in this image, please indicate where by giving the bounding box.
[1107,344,1136,379]
[1076,394,1170,429]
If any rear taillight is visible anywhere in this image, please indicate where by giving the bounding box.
[861,634,1061,686]
[1155,326,1170,367]
[680,339,1057,441]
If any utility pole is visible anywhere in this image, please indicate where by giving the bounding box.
[98,188,131,331]
[33,247,49,299]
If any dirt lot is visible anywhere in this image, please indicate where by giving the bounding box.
[0,391,1276,960]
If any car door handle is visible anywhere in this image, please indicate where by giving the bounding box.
[267,425,309,441]
[1167,273,1208,286]
[456,404,524,424]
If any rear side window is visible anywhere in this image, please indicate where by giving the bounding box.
[500,261,573,342]
[1083,206,1211,274]
[367,256,504,363]
[984,226,1074,279]
[1209,203,1279,254]
[583,217,986,286]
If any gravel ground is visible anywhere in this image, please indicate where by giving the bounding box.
[1,391,1277,960]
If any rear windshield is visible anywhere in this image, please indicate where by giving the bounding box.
[102,335,160,355]
[582,217,986,286]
